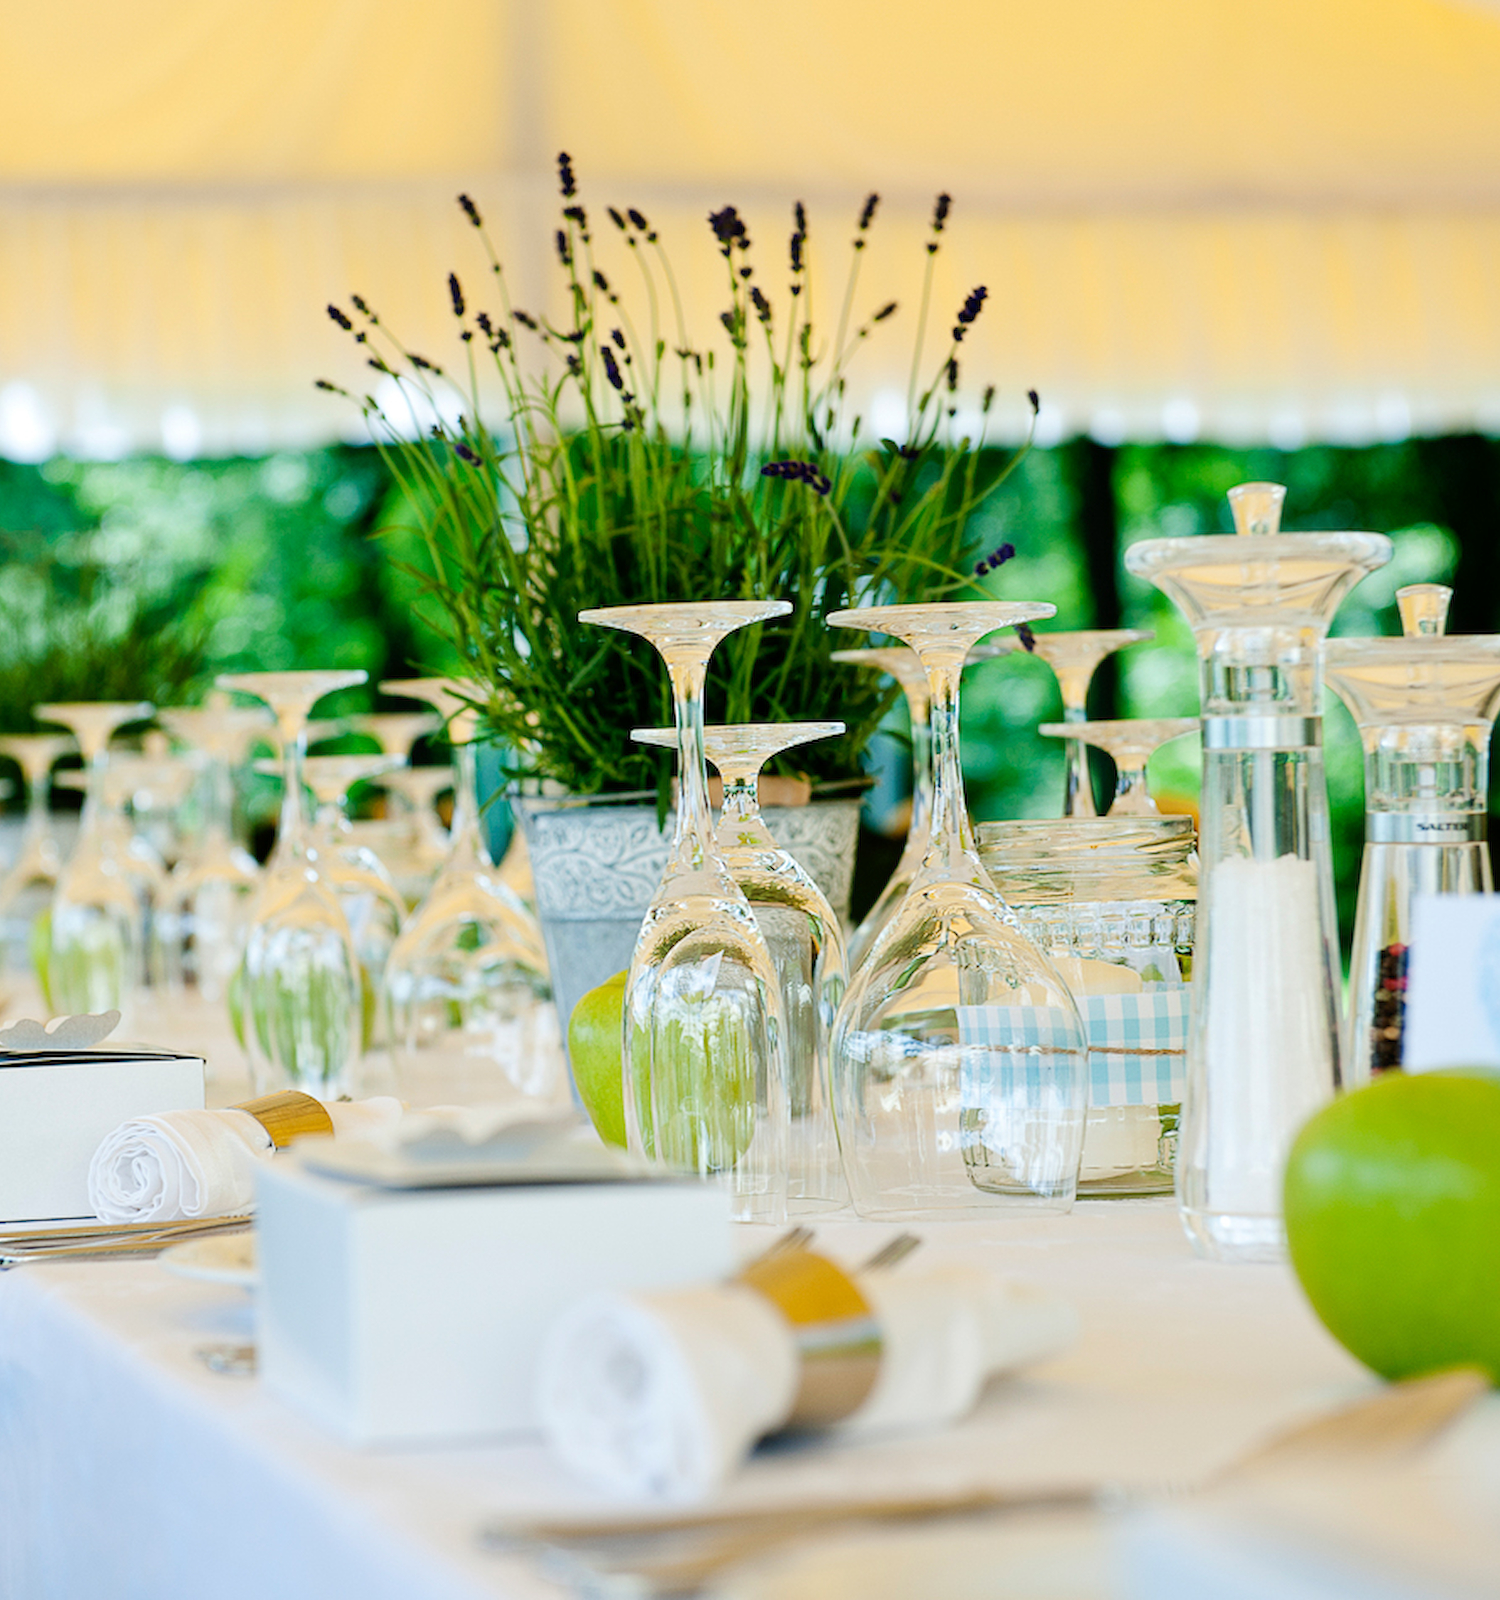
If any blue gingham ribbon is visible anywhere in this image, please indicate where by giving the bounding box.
[954,1003,1087,1107]
[958,988,1190,1108]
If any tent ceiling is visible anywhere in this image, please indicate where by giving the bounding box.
[2,0,1499,456]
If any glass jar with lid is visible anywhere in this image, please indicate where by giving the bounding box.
[976,815,1197,1196]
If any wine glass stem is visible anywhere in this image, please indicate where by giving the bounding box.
[1062,701,1096,818]
[25,768,48,838]
[1115,761,1149,813]
[278,727,308,856]
[449,742,489,866]
[667,658,715,865]
[720,771,760,827]
[920,653,976,877]
[206,754,234,845]
[81,747,107,837]
[905,688,934,853]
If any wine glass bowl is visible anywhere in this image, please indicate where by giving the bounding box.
[36,701,154,1017]
[0,734,74,974]
[379,678,557,1109]
[632,718,848,1213]
[824,603,1089,1220]
[216,669,368,1096]
[158,705,270,1002]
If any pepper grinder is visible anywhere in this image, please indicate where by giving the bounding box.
[1326,585,1500,1076]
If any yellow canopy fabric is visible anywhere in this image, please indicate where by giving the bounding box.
[2,0,1499,455]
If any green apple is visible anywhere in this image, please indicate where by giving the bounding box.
[568,970,629,1148]
[1284,1069,1500,1382]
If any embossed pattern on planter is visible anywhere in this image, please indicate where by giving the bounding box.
[522,807,672,920]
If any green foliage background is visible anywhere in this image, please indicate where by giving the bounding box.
[1,432,1494,952]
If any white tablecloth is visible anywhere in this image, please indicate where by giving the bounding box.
[0,1193,1409,1600]
[4,993,1497,1598]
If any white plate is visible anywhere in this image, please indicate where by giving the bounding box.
[159,1231,258,1288]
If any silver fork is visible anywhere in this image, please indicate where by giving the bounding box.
[0,1214,252,1266]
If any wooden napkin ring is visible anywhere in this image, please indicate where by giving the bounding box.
[737,1248,882,1428]
[235,1091,334,1149]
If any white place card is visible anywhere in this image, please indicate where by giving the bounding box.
[1403,893,1500,1071]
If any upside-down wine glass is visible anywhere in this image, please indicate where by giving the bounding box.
[217,670,367,1096]
[581,600,792,1223]
[0,733,73,975]
[1028,629,1153,816]
[159,705,271,1002]
[633,719,849,1213]
[832,640,1012,972]
[825,603,1089,1220]
[350,711,440,888]
[381,678,556,1107]
[298,754,408,998]
[1037,717,1200,816]
[378,765,455,906]
[36,701,154,1018]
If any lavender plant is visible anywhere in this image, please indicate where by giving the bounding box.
[319,156,1036,797]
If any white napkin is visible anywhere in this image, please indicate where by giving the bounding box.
[538,1263,1078,1502]
[87,1097,403,1223]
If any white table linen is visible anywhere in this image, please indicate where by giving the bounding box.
[0,1203,1411,1600]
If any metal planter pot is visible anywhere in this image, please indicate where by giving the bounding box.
[516,794,861,1044]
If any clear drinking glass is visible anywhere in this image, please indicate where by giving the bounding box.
[832,641,1011,973]
[158,705,270,1003]
[0,734,73,975]
[825,603,1089,1221]
[1126,482,1391,1261]
[217,670,368,1097]
[36,701,155,1017]
[1037,717,1199,816]
[632,719,849,1213]
[1029,629,1153,816]
[381,678,555,1108]
[580,600,792,1223]
[1326,585,1500,1077]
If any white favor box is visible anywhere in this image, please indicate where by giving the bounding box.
[256,1155,734,1445]
[0,1052,206,1221]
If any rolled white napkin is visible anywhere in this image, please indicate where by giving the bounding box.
[88,1097,403,1223]
[538,1262,1078,1502]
